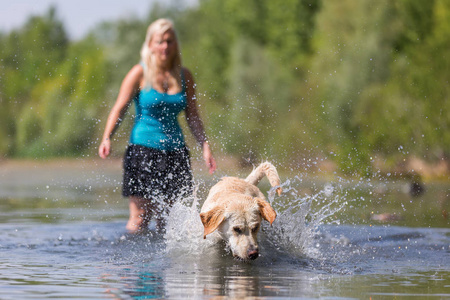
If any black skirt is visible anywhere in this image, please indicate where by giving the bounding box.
[122,144,193,202]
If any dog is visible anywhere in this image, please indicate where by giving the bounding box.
[200,162,282,261]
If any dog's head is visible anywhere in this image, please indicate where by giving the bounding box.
[200,195,276,261]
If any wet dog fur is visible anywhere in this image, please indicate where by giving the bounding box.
[200,162,281,261]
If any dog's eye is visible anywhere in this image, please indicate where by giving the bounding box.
[233,227,243,234]
[251,226,259,233]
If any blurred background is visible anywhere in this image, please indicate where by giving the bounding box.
[0,0,449,178]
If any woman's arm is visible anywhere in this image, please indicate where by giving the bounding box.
[183,68,217,174]
[98,64,143,159]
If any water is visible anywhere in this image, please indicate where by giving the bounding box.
[1,160,449,299]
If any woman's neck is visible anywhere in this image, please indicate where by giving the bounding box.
[155,60,173,72]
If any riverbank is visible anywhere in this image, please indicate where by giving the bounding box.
[1,154,449,186]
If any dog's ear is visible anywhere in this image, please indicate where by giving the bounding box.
[256,198,277,225]
[200,207,225,239]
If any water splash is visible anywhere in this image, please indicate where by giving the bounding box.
[264,176,348,259]
[164,176,349,260]
[164,188,214,257]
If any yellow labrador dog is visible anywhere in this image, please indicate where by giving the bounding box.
[200,162,282,261]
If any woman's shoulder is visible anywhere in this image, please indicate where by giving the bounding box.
[181,66,192,76]
[130,63,144,76]
[124,64,144,81]
[181,67,194,83]
[119,64,144,91]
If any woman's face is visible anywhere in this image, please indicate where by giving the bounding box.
[150,29,177,65]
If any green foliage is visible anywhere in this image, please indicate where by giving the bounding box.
[218,37,295,161]
[0,1,449,175]
[309,0,449,173]
[1,8,109,157]
[0,7,68,156]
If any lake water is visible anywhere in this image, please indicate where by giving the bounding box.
[1,159,449,299]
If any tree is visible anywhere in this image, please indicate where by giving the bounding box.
[0,7,68,156]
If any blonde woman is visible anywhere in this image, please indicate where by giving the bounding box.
[99,18,216,233]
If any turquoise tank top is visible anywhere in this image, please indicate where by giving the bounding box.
[129,68,187,151]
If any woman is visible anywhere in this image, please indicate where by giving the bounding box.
[98,18,216,233]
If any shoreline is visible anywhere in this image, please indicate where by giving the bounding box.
[1,155,449,183]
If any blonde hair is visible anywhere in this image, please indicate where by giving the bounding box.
[140,18,182,87]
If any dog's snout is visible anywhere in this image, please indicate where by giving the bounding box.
[248,248,259,260]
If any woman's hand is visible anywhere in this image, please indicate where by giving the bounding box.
[182,68,216,174]
[98,138,111,159]
[202,141,216,174]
